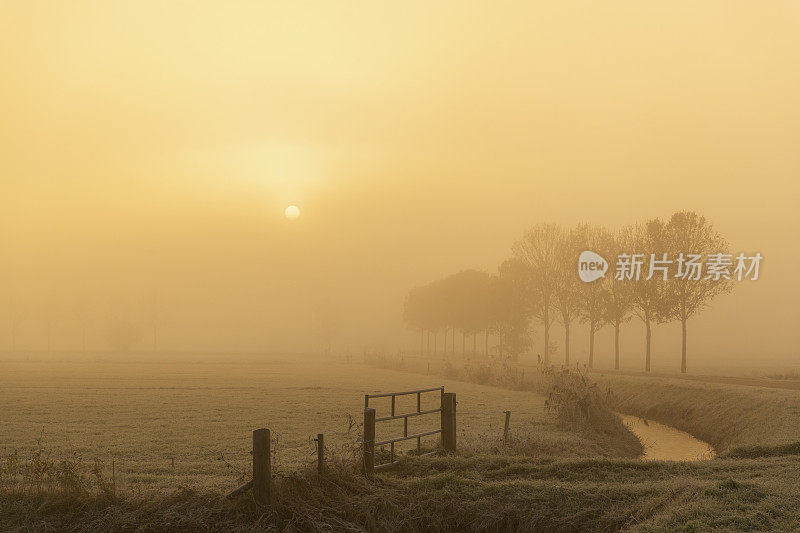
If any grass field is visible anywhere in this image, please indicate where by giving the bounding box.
[3,353,800,531]
[0,354,629,495]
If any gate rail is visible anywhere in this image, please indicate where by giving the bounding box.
[363,386,456,478]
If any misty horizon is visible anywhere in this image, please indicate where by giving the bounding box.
[1,2,798,374]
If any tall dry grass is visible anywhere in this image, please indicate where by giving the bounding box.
[5,450,800,532]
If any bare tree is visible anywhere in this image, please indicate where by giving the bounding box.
[627,220,670,372]
[512,224,562,365]
[403,270,491,359]
[492,258,535,360]
[664,211,733,373]
[575,224,610,369]
[603,228,634,370]
[553,227,582,366]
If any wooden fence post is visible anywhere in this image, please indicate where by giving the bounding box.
[253,428,271,507]
[441,392,456,452]
[316,433,324,475]
[503,411,511,444]
[363,408,376,479]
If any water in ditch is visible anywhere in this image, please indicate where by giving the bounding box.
[618,414,715,461]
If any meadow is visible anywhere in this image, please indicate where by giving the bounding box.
[0,353,621,495]
[3,353,800,531]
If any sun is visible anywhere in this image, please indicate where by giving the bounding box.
[284,205,301,220]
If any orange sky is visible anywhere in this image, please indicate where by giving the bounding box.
[1,1,798,371]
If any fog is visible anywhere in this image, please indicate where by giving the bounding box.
[1,2,798,372]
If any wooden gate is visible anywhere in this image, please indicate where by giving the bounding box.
[362,386,456,477]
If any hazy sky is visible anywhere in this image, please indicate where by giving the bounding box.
[1,2,798,370]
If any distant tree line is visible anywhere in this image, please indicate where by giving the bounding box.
[403,211,734,373]
[2,291,164,354]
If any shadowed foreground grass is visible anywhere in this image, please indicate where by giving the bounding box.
[3,453,800,532]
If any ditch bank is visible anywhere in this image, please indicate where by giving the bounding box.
[599,372,800,458]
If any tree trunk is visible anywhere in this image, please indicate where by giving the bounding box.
[484,330,488,357]
[588,319,595,369]
[420,328,424,356]
[433,330,437,356]
[681,317,687,374]
[443,328,447,355]
[462,331,466,356]
[564,320,570,367]
[452,329,455,356]
[614,323,620,370]
[427,330,431,356]
[645,315,651,372]
[472,333,476,356]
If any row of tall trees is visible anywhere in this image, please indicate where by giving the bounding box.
[402,268,531,358]
[403,211,733,373]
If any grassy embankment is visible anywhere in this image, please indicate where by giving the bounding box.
[3,355,800,530]
[593,371,800,457]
